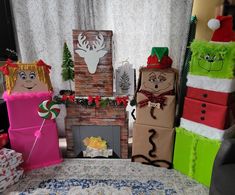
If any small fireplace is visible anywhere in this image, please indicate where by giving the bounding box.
[65,103,128,158]
[72,125,120,158]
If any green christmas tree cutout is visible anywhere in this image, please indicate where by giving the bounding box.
[61,42,74,92]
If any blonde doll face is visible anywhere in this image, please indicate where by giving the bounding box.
[12,70,48,93]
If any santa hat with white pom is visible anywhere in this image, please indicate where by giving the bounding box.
[208,15,235,42]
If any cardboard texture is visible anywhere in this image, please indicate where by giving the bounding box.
[132,123,175,168]
[187,86,235,106]
[9,122,62,171]
[173,127,221,187]
[139,68,176,95]
[136,92,175,128]
[189,41,235,79]
[73,30,113,96]
[183,97,235,129]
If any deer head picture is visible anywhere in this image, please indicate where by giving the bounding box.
[75,33,108,74]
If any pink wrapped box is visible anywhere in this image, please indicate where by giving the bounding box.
[3,92,53,129]
[0,148,23,169]
[9,122,62,171]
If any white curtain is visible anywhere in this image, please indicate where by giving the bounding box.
[11,0,193,136]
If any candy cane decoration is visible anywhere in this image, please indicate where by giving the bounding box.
[27,100,60,162]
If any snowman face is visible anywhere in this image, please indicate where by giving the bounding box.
[12,70,48,93]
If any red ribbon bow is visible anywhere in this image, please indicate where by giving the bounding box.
[0,59,18,75]
[61,95,75,103]
[138,90,168,109]
[87,96,101,107]
[88,96,94,105]
[95,96,101,107]
[36,59,51,73]
[116,96,129,107]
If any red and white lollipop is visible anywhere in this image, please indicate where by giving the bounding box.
[38,100,60,120]
[27,100,60,162]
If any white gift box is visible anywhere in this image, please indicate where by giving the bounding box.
[0,148,23,169]
[0,167,24,192]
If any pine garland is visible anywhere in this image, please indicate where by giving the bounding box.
[53,95,129,108]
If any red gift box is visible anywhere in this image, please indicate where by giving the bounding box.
[183,97,235,129]
[187,87,235,106]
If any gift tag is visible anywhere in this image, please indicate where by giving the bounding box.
[148,101,161,109]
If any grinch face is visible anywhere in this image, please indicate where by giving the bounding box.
[12,70,48,93]
[198,52,224,72]
[141,71,174,94]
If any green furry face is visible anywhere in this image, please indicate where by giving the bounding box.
[198,52,224,72]
[189,41,235,79]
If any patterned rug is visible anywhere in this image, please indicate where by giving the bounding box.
[4,159,209,195]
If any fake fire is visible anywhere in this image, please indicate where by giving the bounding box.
[82,136,112,157]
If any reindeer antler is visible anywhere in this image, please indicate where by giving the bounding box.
[77,34,91,51]
[92,34,105,51]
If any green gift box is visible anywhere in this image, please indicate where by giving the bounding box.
[189,41,235,79]
[173,127,221,187]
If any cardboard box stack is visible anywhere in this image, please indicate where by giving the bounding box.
[0,148,24,192]
[173,16,235,187]
[132,47,177,168]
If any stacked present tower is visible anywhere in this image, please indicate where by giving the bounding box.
[131,47,177,168]
[1,60,62,171]
[173,15,235,187]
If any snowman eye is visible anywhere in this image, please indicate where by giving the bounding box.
[29,72,36,79]
[19,71,27,80]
